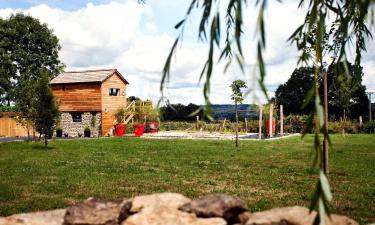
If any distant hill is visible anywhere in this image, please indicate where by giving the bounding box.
[211,104,258,120]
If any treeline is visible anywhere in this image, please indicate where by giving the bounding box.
[275,63,369,120]
[159,103,204,121]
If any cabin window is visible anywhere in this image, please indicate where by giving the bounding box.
[109,88,120,96]
[71,112,82,122]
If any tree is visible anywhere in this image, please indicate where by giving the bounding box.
[230,80,247,147]
[127,96,141,102]
[0,13,63,131]
[34,70,59,149]
[326,62,369,120]
[276,63,369,119]
[275,67,315,115]
[159,103,203,121]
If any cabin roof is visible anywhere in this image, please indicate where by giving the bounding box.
[50,69,129,85]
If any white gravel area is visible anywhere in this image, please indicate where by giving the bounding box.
[142,131,300,140]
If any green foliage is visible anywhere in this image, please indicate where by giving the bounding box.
[114,107,126,124]
[0,13,63,139]
[284,115,309,133]
[326,62,369,120]
[0,13,63,104]
[0,106,17,112]
[363,121,375,134]
[55,127,63,138]
[91,114,96,128]
[276,63,368,119]
[33,70,59,148]
[328,121,361,134]
[159,103,204,121]
[230,80,247,104]
[275,67,315,115]
[84,126,91,132]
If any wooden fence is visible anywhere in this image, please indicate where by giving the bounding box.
[0,117,32,137]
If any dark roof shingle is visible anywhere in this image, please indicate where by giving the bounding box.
[50,69,129,84]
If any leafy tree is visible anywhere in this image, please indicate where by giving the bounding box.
[0,13,63,126]
[326,62,369,120]
[275,67,315,115]
[276,63,368,120]
[15,75,37,140]
[34,70,59,149]
[127,96,141,102]
[230,80,247,147]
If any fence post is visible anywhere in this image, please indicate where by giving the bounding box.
[359,116,363,127]
[245,118,248,133]
[280,105,284,135]
[269,104,274,137]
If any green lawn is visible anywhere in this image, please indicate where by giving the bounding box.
[0,135,374,223]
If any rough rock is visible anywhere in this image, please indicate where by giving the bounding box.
[63,198,127,225]
[179,194,248,224]
[130,192,191,213]
[122,205,227,225]
[0,193,360,225]
[245,206,359,225]
[0,209,65,225]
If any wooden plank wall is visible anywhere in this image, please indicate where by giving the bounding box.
[101,73,127,135]
[0,118,33,137]
[51,83,102,112]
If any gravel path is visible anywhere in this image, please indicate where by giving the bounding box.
[142,131,300,140]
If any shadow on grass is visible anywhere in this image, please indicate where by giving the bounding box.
[32,145,56,150]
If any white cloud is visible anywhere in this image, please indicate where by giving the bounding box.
[0,0,374,105]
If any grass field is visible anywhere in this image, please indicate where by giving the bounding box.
[0,135,374,223]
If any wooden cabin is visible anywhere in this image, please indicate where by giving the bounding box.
[50,69,129,137]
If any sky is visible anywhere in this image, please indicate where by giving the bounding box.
[0,0,374,105]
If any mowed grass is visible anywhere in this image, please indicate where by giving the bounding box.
[0,135,374,223]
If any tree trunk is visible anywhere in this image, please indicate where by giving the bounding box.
[323,71,329,174]
[27,125,30,141]
[235,101,239,147]
[44,135,48,150]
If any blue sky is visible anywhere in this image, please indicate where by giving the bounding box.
[1,0,374,104]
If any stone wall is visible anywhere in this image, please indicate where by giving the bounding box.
[60,112,102,137]
[0,193,359,225]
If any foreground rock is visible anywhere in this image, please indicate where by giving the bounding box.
[0,209,65,225]
[63,198,128,225]
[0,193,359,225]
[245,206,359,225]
[179,194,247,224]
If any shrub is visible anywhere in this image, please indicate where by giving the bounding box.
[363,121,375,134]
[0,106,17,112]
[84,126,91,138]
[114,107,126,124]
[56,127,63,137]
[84,126,90,132]
[283,115,308,133]
[328,121,360,134]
